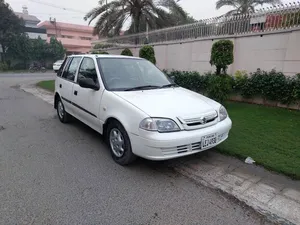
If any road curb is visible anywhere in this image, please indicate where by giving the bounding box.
[20,83,54,106]
[170,153,300,225]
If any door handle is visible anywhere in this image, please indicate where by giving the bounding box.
[74,90,78,96]
[59,84,62,88]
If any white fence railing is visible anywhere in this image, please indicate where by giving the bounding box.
[94,2,300,46]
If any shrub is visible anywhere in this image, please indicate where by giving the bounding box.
[207,75,233,103]
[121,48,133,56]
[165,69,300,105]
[139,45,156,64]
[91,51,109,54]
[93,43,113,49]
[164,70,209,93]
[0,62,9,71]
[210,40,234,75]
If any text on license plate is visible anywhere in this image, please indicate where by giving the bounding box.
[201,133,217,149]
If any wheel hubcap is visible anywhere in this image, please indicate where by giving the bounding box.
[109,128,125,157]
[58,101,64,119]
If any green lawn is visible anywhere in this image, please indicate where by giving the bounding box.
[217,102,300,179]
[37,80,55,92]
[36,80,300,178]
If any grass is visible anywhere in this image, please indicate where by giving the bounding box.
[217,102,300,179]
[37,80,55,92]
[36,80,300,178]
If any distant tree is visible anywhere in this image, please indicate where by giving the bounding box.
[6,33,31,67]
[216,0,281,15]
[48,37,65,61]
[29,37,49,63]
[0,0,24,62]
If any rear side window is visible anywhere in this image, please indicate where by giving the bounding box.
[57,58,70,77]
[62,57,82,81]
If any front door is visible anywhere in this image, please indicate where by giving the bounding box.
[71,57,104,131]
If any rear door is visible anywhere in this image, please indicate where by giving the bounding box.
[56,56,82,115]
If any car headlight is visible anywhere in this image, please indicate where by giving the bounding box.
[139,118,180,132]
[219,105,228,121]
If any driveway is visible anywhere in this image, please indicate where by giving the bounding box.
[0,73,272,225]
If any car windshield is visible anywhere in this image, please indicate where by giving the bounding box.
[97,58,173,91]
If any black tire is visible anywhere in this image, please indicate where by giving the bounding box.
[29,68,35,73]
[106,121,137,165]
[41,67,46,73]
[57,98,71,123]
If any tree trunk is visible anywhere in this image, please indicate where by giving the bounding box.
[216,66,221,75]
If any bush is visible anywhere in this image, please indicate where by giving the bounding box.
[11,62,27,70]
[121,48,133,56]
[165,70,209,93]
[207,75,233,103]
[0,62,9,71]
[93,43,113,49]
[210,40,234,75]
[139,45,156,64]
[91,51,109,54]
[165,69,300,105]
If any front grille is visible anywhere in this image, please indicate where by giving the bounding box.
[178,111,218,130]
[161,141,202,156]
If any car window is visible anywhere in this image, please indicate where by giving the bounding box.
[97,58,171,91]
[57,58,70,77]
[62,57,82,81]
[77,57,98,84]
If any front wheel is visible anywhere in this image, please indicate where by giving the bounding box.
[106,121,136,165]
[57,98,71,123]
[41,67,46,73]
[29,67,35,73]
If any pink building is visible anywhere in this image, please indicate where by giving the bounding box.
[38,20,98,54]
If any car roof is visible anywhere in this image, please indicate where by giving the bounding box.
[67,54,141,60]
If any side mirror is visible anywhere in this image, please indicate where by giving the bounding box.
[170,76,175,82]
[78,77,99,90]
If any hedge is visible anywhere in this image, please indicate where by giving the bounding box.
[164,69,300,104]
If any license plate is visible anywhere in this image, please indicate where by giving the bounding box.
[201,133,217,149]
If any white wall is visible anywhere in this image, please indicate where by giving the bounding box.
[107,29,300,76]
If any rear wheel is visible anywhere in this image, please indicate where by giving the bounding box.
[41,67,46,73]
[29,67,35,73]
[106,121,136,165]
[57,98,71,123]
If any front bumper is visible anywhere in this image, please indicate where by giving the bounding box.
[129,117,232,160]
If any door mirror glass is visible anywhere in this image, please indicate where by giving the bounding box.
[78,77,99,90]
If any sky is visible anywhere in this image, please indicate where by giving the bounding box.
[6,0,292,28]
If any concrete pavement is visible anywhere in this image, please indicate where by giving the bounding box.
[0,74,273,225]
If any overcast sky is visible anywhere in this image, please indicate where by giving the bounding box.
[6,0,292,28]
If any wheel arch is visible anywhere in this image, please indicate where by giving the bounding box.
[54,92,60,109]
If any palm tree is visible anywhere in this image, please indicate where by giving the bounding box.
[84,0,191,36]
[216,0,281,15]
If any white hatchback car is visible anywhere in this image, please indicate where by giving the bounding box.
[54,54,232,165]
[53,60,64,72]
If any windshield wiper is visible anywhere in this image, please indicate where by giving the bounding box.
[124,85,160,91]
[160,83,179,88]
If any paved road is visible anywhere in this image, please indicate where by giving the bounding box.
[0,74,272,225]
